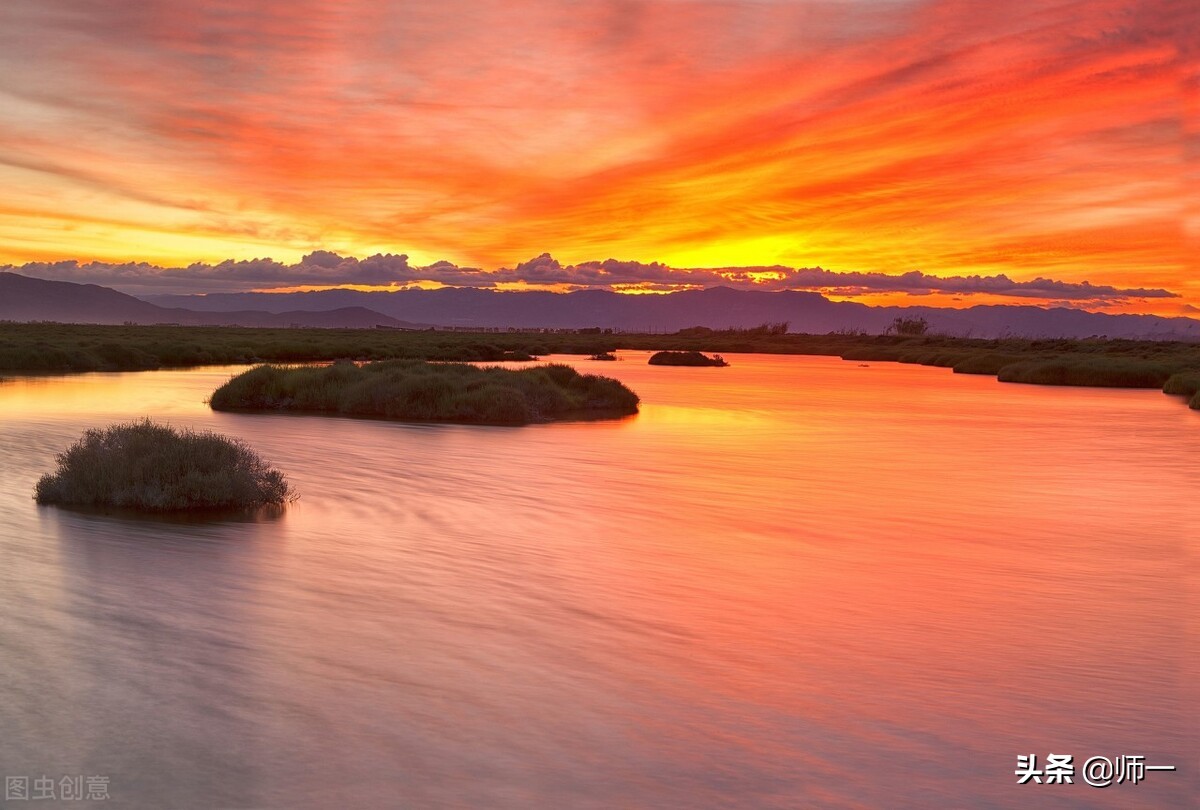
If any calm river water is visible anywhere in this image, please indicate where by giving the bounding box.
[0,353,1195,808]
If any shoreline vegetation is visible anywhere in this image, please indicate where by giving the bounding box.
[35,420,294,512]
[3,322,1200,408]
[209,361,641,425]
[648,350,728,367]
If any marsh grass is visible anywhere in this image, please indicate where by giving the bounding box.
[951,353,1030,375]
[1162,371,1200,397]
[648,351,728,367]
[209,360,640,425]
[0,323,618,373]
[996,357,1177,388]
[7,323,1200,407]
[1162,372,1200,409]
[896,350,970,368]
[35,420,294,512]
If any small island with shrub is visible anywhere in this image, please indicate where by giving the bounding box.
[589,352,618,361]
[35,420,294,512]
[648,351,728,367]
[209,360,640,425]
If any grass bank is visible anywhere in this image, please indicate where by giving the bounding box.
[0,322,619,372]
[1163,371,1200,409]
[209,361,640,425]
[35,420,294,512]
[996,357,1176,388]
[5,322,1200,408]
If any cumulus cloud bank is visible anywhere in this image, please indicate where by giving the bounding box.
[2,251,1179,305]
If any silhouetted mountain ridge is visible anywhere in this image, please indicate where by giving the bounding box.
[3,272,1197,339]
[146,284,1200,339]
[0,273,426,329]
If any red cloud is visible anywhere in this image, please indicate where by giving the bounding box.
[0,0,1191,307]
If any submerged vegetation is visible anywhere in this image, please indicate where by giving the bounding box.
[209,361,640,425]
[35,420,293,512]
[648,351,728,367]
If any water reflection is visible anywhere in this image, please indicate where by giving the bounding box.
[0,354,1195,808]
[5,509,277,809]
[42,502,290,526]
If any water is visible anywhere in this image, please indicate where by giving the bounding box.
[0,353,1195,808]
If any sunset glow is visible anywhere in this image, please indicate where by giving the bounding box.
[0,0,1194,311]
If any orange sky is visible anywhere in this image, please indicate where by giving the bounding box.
[0,0,1194,312]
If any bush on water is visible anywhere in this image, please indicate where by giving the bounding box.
[647,351,728,367]
[35,420,294,511]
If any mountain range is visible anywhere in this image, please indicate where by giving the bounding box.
[4,270,1200,340]
[0,272,426,329]
[147,286,1200,340]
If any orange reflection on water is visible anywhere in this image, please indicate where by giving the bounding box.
[0,366,249,422]
[0,353,1195,808]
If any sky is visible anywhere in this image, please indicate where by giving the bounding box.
[0,0,1194,312]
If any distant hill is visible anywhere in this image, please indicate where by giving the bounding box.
[0,272,426,329]
[145,285,1200,340]
[207,306,430,329]
[1,272,172,324]
[4,271,1198,339]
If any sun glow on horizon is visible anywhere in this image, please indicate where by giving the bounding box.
[0,0,1192,312]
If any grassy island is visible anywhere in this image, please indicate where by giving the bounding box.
[35,420,294,512]
[648,350,728,367]
[590,352,618,361]
[209,360,640,425]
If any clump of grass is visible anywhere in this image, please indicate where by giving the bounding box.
[838,346,906,362]
[426,344,536,362]
[1162,371,1200,409]
[590,352,618,361]
[897,350,970,368]
[647,351,728,367]
[1162,371,1200,397]
[35,420,294,511]
[952,353,1030,375]
[997,357,1175,388]
[209,360,640,425]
